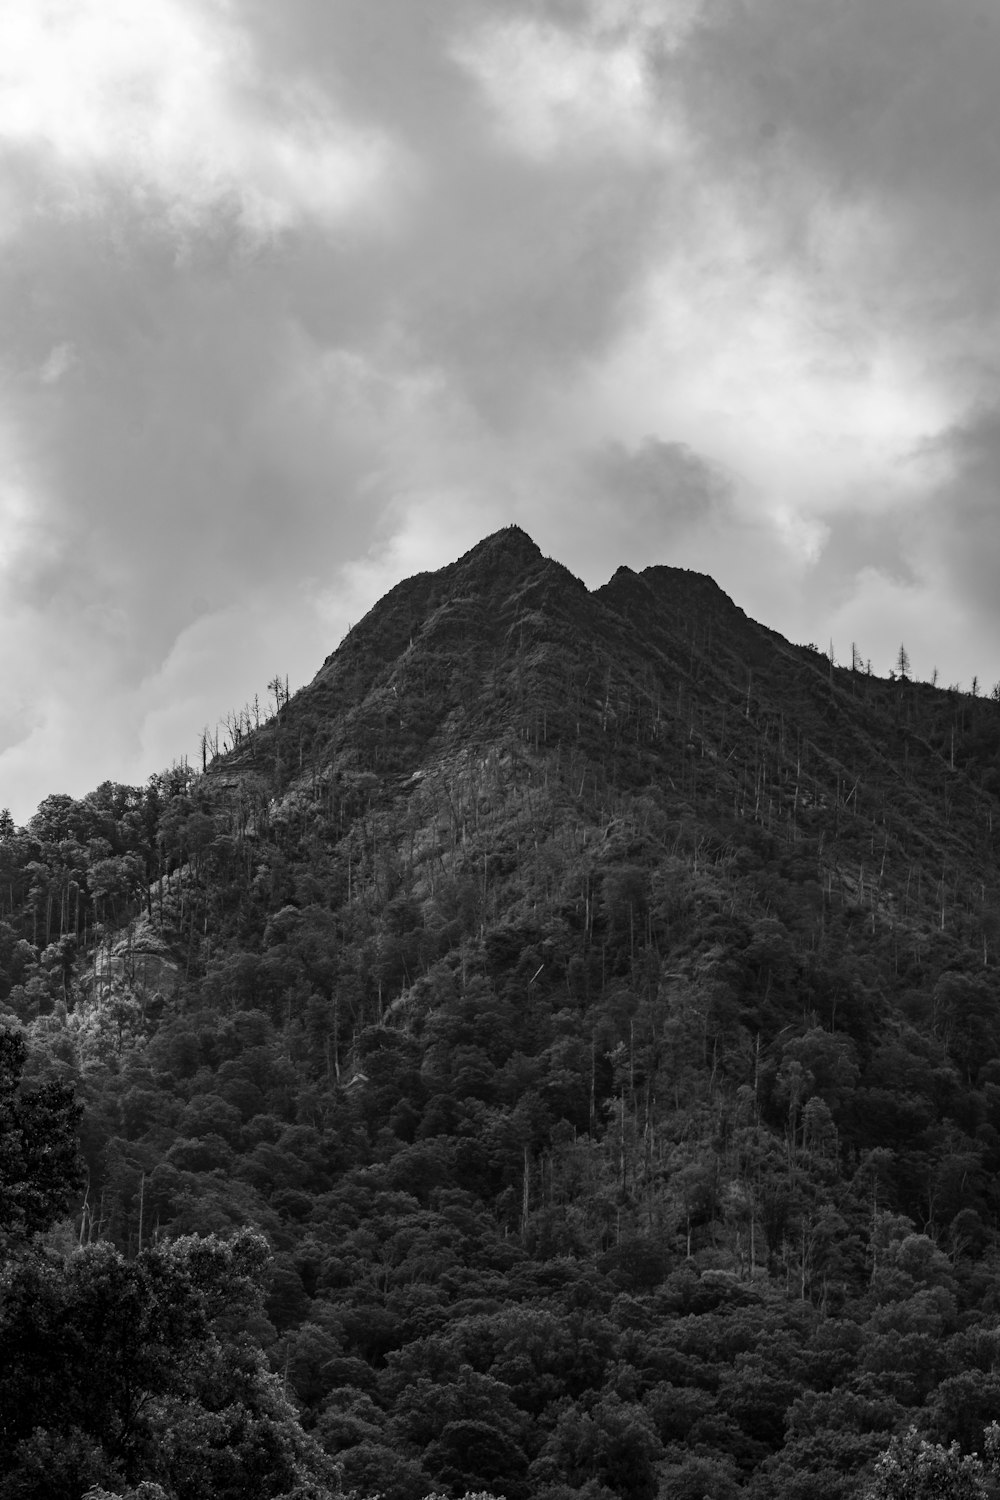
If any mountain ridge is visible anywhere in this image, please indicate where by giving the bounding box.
[266,525,798,779]
[6,525,1000,1500]
[224,526,998,958]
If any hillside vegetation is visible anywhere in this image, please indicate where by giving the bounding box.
[5,526,1000,1499]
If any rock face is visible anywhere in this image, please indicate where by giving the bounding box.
[94,916,182,1003]
[115,918,183,1000]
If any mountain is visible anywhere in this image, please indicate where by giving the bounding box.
[4,526,1000,1500]
[222,523,1000,959]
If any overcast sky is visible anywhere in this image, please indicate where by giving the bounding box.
[2,0,1000,821]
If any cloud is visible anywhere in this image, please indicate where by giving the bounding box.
[540,434,812,635]
[450,13,675,163]
[588,438,733,524]
[2,0,1000,817]
[901,409,1000,671]
[0,0,404,238]
[38,342,76,384]
[658,0,1000,338]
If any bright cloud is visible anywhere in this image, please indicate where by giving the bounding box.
[0,0,401,235]
[452,15,671,162]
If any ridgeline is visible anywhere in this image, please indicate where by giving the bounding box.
[4,526,1000,1499]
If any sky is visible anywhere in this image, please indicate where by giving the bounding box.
[2,0,1000,821]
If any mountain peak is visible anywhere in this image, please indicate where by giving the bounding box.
[454,525,545,571]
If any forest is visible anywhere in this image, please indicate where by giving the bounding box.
[5,526,1000,1499]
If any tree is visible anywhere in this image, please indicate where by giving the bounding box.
[267,675,290,716]
[529,1395,663,1500]
[863,1425,1000,1499]
[0,1230,337,1499]
[897,644,911,681]
[0,1025,83,1245]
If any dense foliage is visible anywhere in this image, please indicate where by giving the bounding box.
[5,527,1000,1498]
[0,1025,335,1499]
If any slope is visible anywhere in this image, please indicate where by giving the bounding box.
[4,526,1000,1500]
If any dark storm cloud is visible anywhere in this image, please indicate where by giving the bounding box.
[656,0,1000,326]
[590,438,733,529]
[915,410,1000,615]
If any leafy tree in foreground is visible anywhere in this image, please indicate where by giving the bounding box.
[0,1230,337,1500]
[864,1425,1000,1499]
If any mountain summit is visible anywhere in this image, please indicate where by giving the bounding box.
[241,528,997,922]
[277,528,770,779]
[7,527,1000,1500]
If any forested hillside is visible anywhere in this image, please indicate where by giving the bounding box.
[5,526,1000,1499]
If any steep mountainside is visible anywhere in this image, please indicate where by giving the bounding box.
[4,526,1000,1500]
[229,525,1000,960]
